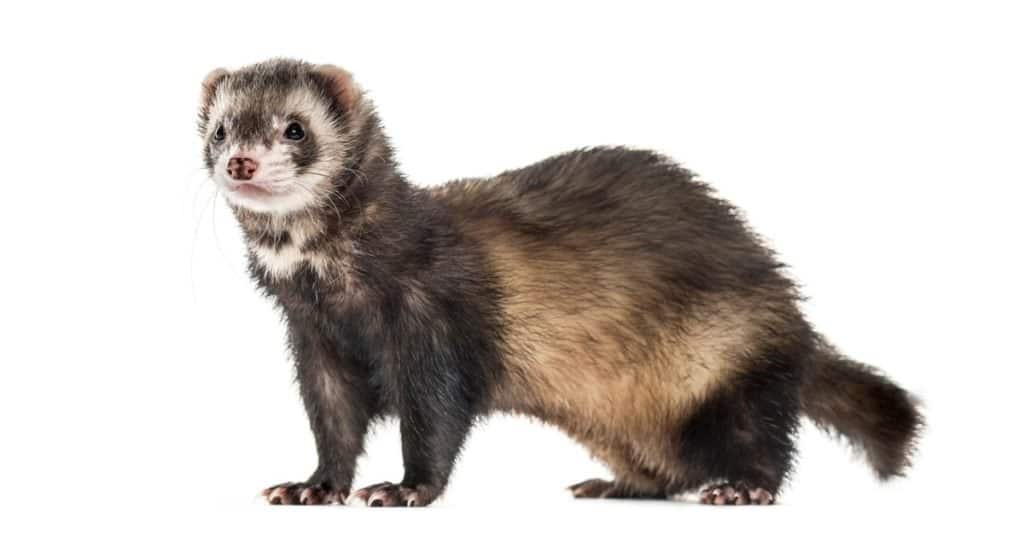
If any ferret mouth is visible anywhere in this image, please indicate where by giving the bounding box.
[218,176,316,214]
[228,182,285,198]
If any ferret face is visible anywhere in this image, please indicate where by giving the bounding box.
[198,60,359,215]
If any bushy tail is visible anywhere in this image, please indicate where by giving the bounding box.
[801,336,924,479]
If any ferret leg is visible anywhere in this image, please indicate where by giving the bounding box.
[352,348,479,507]
[675,350,804,505]
[264,322,377,505]
[350,405,472,506]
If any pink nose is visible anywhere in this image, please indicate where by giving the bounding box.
[227,157,258,180]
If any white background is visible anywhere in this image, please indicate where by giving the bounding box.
[1,1,1021,532]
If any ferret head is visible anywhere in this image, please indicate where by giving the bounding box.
[198,59,363,215]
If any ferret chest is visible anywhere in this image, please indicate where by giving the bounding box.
[247,222,357,286]
[252,241,308,279]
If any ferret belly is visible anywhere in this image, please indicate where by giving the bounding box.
[490,306,749,432]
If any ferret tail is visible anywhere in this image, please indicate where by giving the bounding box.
[800,335,924,479]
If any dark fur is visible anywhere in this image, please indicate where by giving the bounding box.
[200,59,923,505]
[802,337,924,479]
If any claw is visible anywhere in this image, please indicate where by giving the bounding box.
[299,487,320,505]
[267,486,292,505]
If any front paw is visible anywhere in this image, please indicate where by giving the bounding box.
[262,481,348,505]
[350,481,439,507]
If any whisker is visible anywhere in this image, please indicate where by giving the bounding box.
[210,189,238,272]
[190,184,218,305]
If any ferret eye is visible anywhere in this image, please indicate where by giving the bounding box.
[284,122,305,141]
[212,124,226,143]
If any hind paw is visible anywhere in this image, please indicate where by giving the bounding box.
[699,483,774,505]
[568,478,617,498]
[568,478,666,499]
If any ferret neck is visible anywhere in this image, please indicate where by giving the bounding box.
[232,147,432,278]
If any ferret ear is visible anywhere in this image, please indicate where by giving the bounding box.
[200,67,229,115]
[313,64,361,111]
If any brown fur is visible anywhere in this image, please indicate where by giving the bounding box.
[432,157,811,490]
[201,59,922,505]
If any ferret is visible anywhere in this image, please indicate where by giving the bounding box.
[198,58,923,506]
